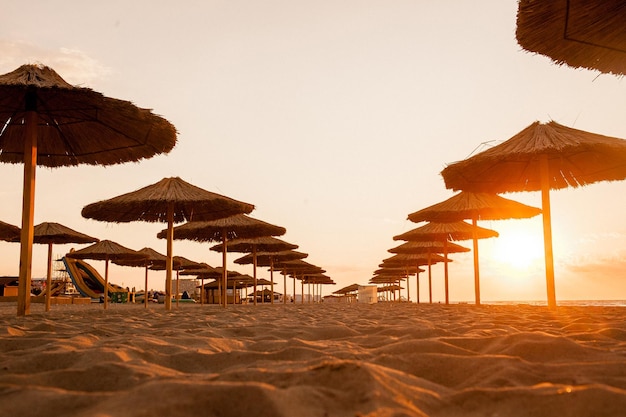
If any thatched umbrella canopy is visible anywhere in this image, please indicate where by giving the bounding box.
[381,252,450,304]
[274,259,325,304]
[111,247,176,308]
[234,249,307,304]
[28,222,99,311]
[516,0,626,76]
[393,221,496,305]
[407,191,541,305]
[333,283,360,295]
[0,64,177,316]
[66,240,147,309]
[210,236,298,305]
[0,220,20,241]
[441,120,626,308]
[82,177,254,310]
[159,215,285,307]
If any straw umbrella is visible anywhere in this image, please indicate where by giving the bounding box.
[28,222,99,311]
[81,177,254,310]
[381,252,448,303]
[111,247,177,308]
[393,221,497,304]
[0,220,20,241]
[0,64,177,316]
[234,250,308,304]
[159,214,286,307]
[66,240,147,309]
[149,255,202,304]
[274,259,325,304]
[516,0,626,76]
[441,120,626,308]
[407,192,541,304]
[210,236,298,305]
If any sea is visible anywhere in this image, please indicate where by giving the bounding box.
[480,300,626,307]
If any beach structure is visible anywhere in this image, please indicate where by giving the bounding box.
[234,250,308,304]
[406,192,540,305]
[0,64,177,316]
[160,214,286,307]
[380,253,447,304]
[211,236,298,305]
[65,240,147,309]
[516,0,626,76]
[82,177,254,310]
[441,121,626,308]
[393,222,496,304]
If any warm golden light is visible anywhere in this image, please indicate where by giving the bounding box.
[491,225,544,270]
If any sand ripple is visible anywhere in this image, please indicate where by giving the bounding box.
[0,303,625,416]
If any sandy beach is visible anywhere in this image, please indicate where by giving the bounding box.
[1,302,625,417]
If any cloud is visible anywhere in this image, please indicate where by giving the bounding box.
[0,39,111,85]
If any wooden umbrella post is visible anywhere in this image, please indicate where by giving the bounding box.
[253,246,258,306]
[165,203,174,311]
[144,266,149,308]
[17,110,38,317]
[427,252,433,304]
[45,243,53,312]
[415,269,420,304]
[270,257,274,304]
[104,255,109,310]
[540,154,557,309]
[472,217,481,305]
[444,240,449,305]
[283,271,287,304]
[222,229,227,308]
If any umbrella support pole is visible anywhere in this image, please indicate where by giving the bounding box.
[444,241,449,305]
[428,253,433,303]
[165,205,174,311]
[17,110,38,317]
[45,243,53,312]
[144,266,149,309]
[253,247,258,306]
[472,218,481,305]
[222,230,227,308]
[104,258,109,310]
[540,155,557,309]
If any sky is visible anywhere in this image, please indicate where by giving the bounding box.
[1,0,625,303]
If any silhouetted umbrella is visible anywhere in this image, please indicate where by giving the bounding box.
[381,252,448,303]
[111,247,178,308]
[0,220,20,241]
[516,0,626,76]
[159,214,285,307]
[66,240,147,309]
[30,222,98,311]
[441,120,626,308]
[407,192,541,304]
[210,236,298,305]
[274,259,325,304]
[234,249,307,304]
[0,64,177,316]
[393,221,497,304]
[82,177,254,310]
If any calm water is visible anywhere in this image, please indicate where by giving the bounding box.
[482,300,626,307]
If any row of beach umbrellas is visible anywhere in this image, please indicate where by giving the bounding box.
[373,120,626,308]
[0,64,332,316]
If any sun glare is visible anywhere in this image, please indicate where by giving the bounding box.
[490,227,544,270]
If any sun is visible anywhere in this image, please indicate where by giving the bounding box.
[489,224,544,270]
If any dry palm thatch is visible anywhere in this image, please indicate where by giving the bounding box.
[0,64,177,167]
[0,64,177,316]
[210,236,298,305]
[0,220,20,241]
[516,0,626,75]
[160,214,284,242]
[82,177,254,223]
[441,121,626,194]
[407,192,541,223]
[407,192,540,305]
[82,177,254,311]
[234,250,307,304]
[234,250,308,266]
[160,214,285,307]
[393,221,498,242]
[333,283,360,295]
[388,240,470,255]
[441,120,626,309]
